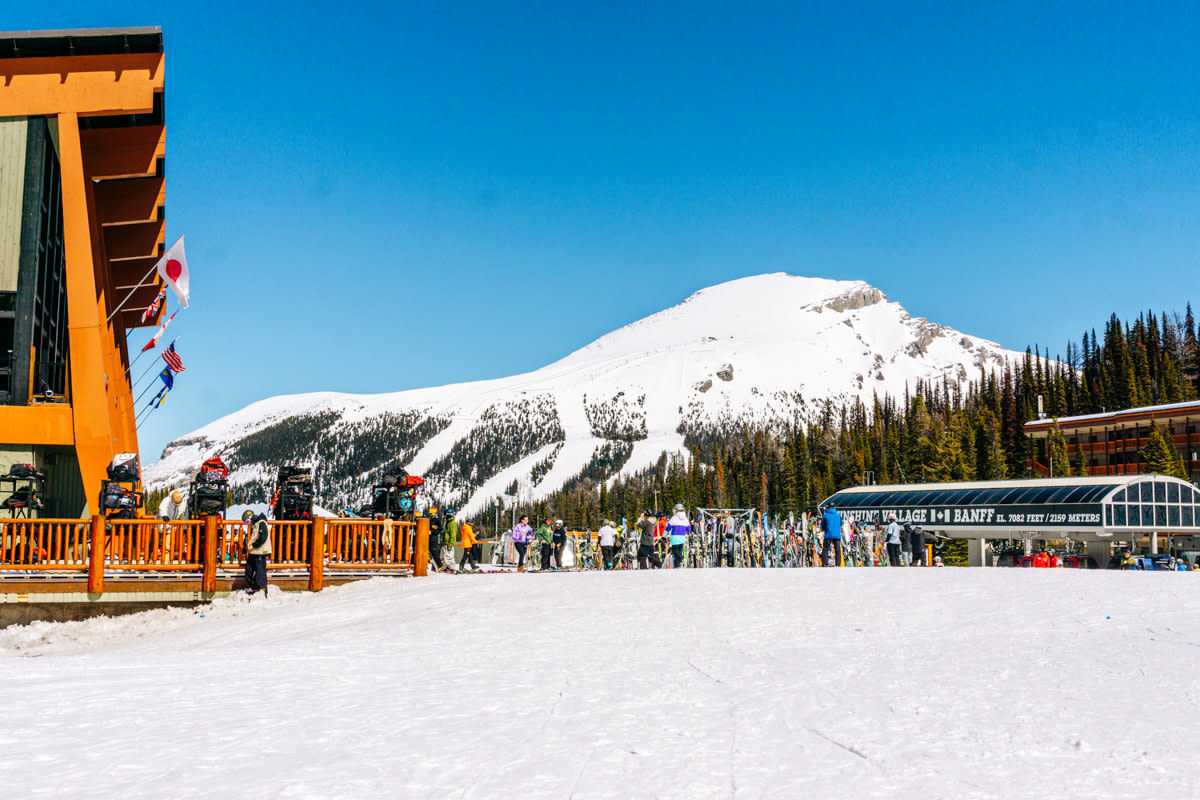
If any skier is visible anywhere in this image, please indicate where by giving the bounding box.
[551,519,567,569]
[1120,549,1137,570]
[157,489,187,521]
[666,504,690,568]
[156,489,187,561]
[427,506,445,571]
[444,510,459,570]
[243,511,271,595]
[458,519,478,572]
[535,516,553,571]
[900,522,913,567]
[636,511,661,569]
[821,504,843,567]
[510,514,533,571]
[885,513,902,567]
[718,510,737,567]
[910,525,927,567]
[598,519,617,569]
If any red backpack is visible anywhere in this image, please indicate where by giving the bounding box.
[200,457,229,480]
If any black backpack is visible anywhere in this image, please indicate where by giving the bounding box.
[107,453,140,483]
[8,463,45,481]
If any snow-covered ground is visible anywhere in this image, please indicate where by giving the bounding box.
[3,570,1198,798]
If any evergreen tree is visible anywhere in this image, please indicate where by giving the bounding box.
[1046,424,1070,478]
[1141,422,1187,479]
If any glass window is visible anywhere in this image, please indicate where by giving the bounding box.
[976,489,1006,504]
[1114,505,1127,526]
[1154,482,1166,503]
[1105,505,1112,526]
[1156,505,1166,527]
[1044,487,1075,503]
[1140,482,1154,502]
[1183,506,1195,527]
[1168,482,1180,503]
[1192,488,1200,505]
[1110,488,1127,503]
[905,492,936,506]
[866,494,893,507]
[1127,505,1141,526]
[939,490,970,505]
[1168,505,1180,527]
[1012,488,1046,504]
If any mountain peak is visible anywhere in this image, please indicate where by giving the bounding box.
[146,274,1019,517]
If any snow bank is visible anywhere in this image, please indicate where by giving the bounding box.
[4,571,1194,798]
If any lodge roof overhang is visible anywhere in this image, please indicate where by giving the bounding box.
[0,27,167,329]
[1023,400,1200,435]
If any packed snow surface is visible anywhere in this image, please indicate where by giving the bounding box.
[5,570,1195,799]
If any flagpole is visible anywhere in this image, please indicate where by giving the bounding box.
[130,335,180,386]
[135,391,163,427]
[107,235,181,324]
[125,318,177,377]
[133,374,162,407]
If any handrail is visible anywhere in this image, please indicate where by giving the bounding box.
[0,516,422,585]
[325,519,414,569]
[0,518,90,569]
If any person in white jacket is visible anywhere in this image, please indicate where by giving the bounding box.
[884,513,902,566]
[156,490,187,562]
[598,520,617,569]
[243,511,272,595]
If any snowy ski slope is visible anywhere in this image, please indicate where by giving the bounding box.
[2,570,1197,798]
[146,274,1025,516]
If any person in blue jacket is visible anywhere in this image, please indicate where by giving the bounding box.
[821,505,843,567]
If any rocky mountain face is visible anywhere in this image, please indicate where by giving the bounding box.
[145,274,1022,516]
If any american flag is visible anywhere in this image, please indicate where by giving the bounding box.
[161,342,185,373]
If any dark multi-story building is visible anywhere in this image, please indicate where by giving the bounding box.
[1025,400,1200,483]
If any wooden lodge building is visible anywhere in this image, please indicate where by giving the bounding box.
[0,28,167,515]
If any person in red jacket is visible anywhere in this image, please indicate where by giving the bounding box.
[1032,550,1050,568]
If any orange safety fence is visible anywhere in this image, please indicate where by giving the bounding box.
[0,519,90,570]
[219,519,311,569]
[325,519,413,569]
[103,519,204,570]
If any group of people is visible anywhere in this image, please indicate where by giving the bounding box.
[820,505,940,568]
[506,515,570,571]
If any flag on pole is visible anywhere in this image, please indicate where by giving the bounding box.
[141,310,177,353]
[154,236,190,309]
[140,288,166,324]
[161,342,186,373]
[158,367,174,392]
[155,388,170,408]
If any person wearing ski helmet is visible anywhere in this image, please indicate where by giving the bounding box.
[666,503,690,568]
[535,516,553,571]
[551,519,567,569]
[427,507,445,571]
[900,521,913,566]
[636,510,662,570]
[885,513,902,567]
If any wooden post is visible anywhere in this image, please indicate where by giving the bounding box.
[309,517,326,592]
[414,516,430,577]
[87,515,105,594]
[202,515,218,593]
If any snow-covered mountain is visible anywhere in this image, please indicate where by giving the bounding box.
[145,274,1022,515]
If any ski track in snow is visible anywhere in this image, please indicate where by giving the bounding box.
[2,570,1199,799]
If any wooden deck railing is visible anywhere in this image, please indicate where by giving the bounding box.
[0,516,430,592]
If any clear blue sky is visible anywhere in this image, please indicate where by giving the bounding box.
[9,2,1200,459]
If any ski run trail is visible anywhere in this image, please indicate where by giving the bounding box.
[2,569,1199,799]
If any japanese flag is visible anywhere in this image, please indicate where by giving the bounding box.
[155,236,190,309]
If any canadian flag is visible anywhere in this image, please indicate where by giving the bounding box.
[155,236,190,309]
[141,311,177,352]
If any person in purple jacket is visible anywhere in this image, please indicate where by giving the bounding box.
[509,514,533,572]
[666,503,690,568]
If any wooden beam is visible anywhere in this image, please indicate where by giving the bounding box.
[103,218,163,261]
[0,53,163,117]
[81,125,164,180]
[94,176,163,225]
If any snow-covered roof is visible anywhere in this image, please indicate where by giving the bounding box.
[1024,400,1200,430]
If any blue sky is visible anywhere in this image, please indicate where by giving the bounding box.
[9,2,1200,458]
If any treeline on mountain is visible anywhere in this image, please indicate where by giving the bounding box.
[498,305,1199,531]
